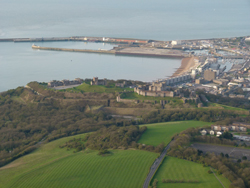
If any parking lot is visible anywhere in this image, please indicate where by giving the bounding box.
[192,143,250,160]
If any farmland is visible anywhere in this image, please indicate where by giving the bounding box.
[153,156,231,188]
[138,121,213,146]
[0,134,158,188]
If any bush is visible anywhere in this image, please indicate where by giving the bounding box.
[98,150,110,155]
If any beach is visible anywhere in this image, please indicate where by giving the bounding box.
[171,57,199,77]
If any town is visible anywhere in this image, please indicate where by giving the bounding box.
[37,35,250,104]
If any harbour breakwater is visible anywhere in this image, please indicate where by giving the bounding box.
[0,36,150,44]
[32,45,115,54]
[32,45,187,58]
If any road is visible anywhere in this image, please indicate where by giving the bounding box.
[143,143,171,188]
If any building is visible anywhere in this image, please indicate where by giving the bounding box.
[210,130,215,135]
[216,131,222,137]
[221,126,229,131]
[200,129,207,135]
[239,127,247,132]
[213,79,229,86]
[115,81,127,88]
[204,69,217,81]
[134,87,175,97]
[149,82,168,91]
[90,77,107,86]
[232,122,250,129]
[195,78,205,84]
[48,78,83,87]
[163,74,192,86]
[211,125,222,131]
[171,40,182,45]
[197,103,203,108]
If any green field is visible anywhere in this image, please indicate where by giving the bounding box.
[0,134,158,188]
[208,103,248,112]
[62,83,133,93]
[138,121,212,146]
[153,156,231,188]
[120,92,183,103]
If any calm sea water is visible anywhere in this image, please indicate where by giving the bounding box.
[0,0,250,91]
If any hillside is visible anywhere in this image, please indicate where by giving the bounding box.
[0,134,158,188]
[154,156,231,188]
[138,121,213,146]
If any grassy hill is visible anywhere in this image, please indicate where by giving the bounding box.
[138,121,212,146]
[0,134,158,188]
[120,92,183,103]
[62,83,133,93]
[153,156,231,188]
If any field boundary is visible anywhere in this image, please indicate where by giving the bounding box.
[143,143,171,188]
[210,167,225,188]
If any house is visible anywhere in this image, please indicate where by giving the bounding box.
[239,127,247,132]
[216,131,222,137]
[230,126,239,131]
[211,125,222,131]
[210,130,215,135]
[200,129,207,136]
[221,126,229,131]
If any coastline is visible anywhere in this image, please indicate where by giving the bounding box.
[171,57,199,77]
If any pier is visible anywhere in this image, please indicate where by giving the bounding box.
[32,45,187,58]
[32,45,115,54]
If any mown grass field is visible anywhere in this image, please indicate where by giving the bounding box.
[0,134,158,188]
[138,121,212,146]
[153,156,231,188]
[62,83,133,93]
[120,92,182,103]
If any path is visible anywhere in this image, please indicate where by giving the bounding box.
[143,143,171,188]
[210,167,225,188]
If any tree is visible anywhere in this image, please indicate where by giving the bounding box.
[242,156,247,160]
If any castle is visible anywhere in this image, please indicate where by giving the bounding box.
[90,77,107,86]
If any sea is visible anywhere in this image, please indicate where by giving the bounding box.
[0,0,250,92]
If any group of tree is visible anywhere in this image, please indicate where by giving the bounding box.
[0,85,131,167]
[196,89,250,109]
[84,125,165,153]
[168,127,250,188]
[0,82,247,167]
[142,109,240,124]
[59,138,85,152]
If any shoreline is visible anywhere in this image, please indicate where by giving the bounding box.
[171,57,199,77]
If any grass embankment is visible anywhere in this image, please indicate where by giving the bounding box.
[154,156,231,188]
[62,83,133,93]
[208,103,248,112]
[0,134,157,188]
[120,92,182,103]
[138,121,213,146]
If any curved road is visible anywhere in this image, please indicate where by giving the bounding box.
[143,143,171,188]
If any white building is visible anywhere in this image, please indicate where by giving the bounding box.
[171,40,182,46]
[210,130,215,135]
[216,131,222,137]
[201,129,207,136]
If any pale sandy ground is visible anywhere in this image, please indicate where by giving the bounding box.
[52,84,81,90]
[171,57,200,77]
